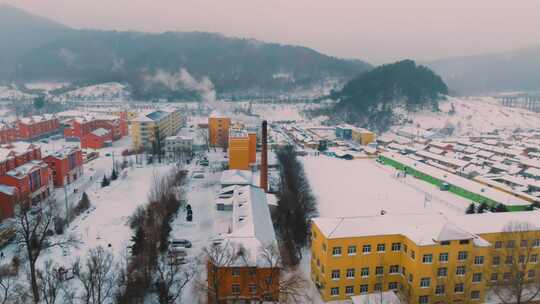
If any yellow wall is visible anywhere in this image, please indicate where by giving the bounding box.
[352,129,376,145]
[311,222,540,304]
[229,136,251,170]
[131,110,182,150]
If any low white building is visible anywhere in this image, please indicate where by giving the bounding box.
[164,135,193,159]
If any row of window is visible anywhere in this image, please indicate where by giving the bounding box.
[328,285,481,301]
[330,265,402,279]
[491,270,536,281]
[330,243,402,256]
[494,239,540,249]
[492,254,538,265]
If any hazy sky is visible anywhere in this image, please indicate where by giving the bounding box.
[5,0,540,64]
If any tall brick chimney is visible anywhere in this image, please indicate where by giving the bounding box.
[260,120,268,192]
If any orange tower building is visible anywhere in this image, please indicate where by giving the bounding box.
[228,131,257,170]
[208,113,231,147]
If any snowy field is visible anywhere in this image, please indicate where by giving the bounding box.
[404,96,540,136]
[302,155,473,218]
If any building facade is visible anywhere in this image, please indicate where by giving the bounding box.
[228,131,257,170]
[311,212,540,304]
[209,114,231,147]
[43,147,84,187]
[131,109,182,150]
[17,114,60,141]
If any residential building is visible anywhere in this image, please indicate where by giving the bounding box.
[80,128,113,149]
[208,113,231,147]
[64,113,127,144]
[0,122,17,144]
[164,135,193,160]
[336,125,353,140]
[228,130,257,170]
[17,114,60,140]
[311,211,540,303]
[131,109,182,150]
[352,128,376,146]
[43,146,84,187]
[207,185,279,303]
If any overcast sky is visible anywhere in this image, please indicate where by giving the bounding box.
[5,0,540,64]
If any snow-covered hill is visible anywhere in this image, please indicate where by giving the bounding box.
[52,82,130,102]
[0,85,37,101]
[399,96,540,136]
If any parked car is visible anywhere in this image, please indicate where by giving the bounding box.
[191,171,205,179]
[169,238,192,248]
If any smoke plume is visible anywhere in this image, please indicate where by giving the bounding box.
[145,68,216,102]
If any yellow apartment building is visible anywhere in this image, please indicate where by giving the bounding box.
[131,109,182,150]
[311,212,540,304]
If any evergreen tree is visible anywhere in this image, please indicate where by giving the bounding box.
[466,203,476,214]
[101,175,109,187]
[495,203,509,213]
[111,169,118,181]
[477,202,489,214]
[130,226,145,257]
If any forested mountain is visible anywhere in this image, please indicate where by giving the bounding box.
[330,60,448,131]
[0,5,371,100]
[0,4,73,80]
[427,46,540,95]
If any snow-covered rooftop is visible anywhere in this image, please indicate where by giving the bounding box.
[220,170,253,187]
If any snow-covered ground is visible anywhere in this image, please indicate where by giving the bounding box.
[303,155,471,218]
[402,96,540,136]
[0,85,37,101]
[52,82,131,102]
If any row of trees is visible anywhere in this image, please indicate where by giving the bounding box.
[466,202,510,214]
[274,145,318,265]
[115,167,191,303]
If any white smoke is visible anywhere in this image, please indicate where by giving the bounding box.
[145,68,216,102]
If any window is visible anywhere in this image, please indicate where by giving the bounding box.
[374,283,382,291]
[361,267,370,277]
[454,283,464,293]
[411,250,416,259]
[521,240,529,248]
[507,240,515,248]
[474,256,484,265]
[437,267,447,277]
[505,256,514,265]
[331,270,340,280]
[531,254,538,263]
[265,277,273,285]
[332,247,342,256]
[493,256,500,266]
[330,287,339,296]
[249,284,257,294]
[348,245,357,255]
[389,265,399,274]
[420,277,431,288]
[346,268,355,279]
[533,239,540,248]
[232,268,240,277]
[439,252,449,262]
[529,270,536,278]
[423,254,433,263]
[472,273,482,283]
[363,244,371,254]
[376,266,384,276]
[403,244,408,253]
[456,266,466,276]
[360,284,368,294]
[408,274,413,283]
[471,290,480,300]
[419,295,429,304]
[249,267,257,276]
[377,243,386,252]
[440,240,451,245]
[519,255,526,264]
[232,284,241,295]
[388,282,398,290]
[458,251,468,261]
[436,285,445,296]
[459,239,470,245]
[401,266,406,276]
[503,272,511,281]
[392,242,401,251]
[495,241,502,249]
[491,272,498,282]
[345,286,354,295]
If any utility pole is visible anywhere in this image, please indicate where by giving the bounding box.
[63,177,69,222]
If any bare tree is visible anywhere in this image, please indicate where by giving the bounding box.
[154,255,195,304]
[79,246,117,304]
[257,245,310,304]
[36,260,62,304]
[14,197,76,304]
[0,271,15,304]
[196,127,210,152]
[201,242,237,304]
[490,221,540,304]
